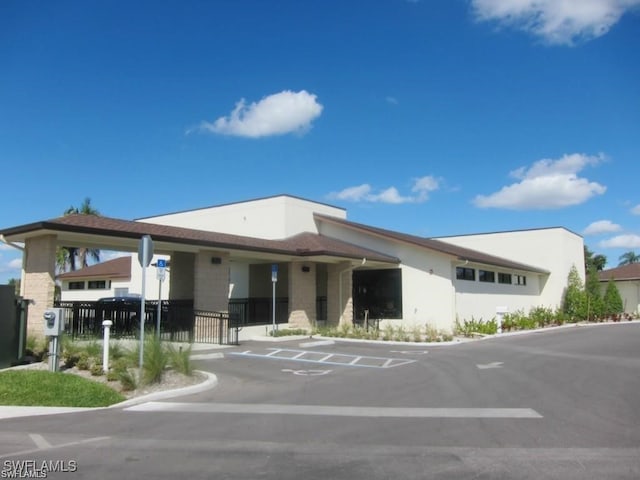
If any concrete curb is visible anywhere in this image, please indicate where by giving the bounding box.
[112,370,218,409]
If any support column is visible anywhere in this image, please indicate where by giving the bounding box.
[23,235,57,337]
[169,252,195,300]
[327,262,353,327]
[194,251,229,312]
[288,262,316,329]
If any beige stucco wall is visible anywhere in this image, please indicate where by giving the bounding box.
[439,228,584,314]
[600,280,640,315]
[139,195,346,240]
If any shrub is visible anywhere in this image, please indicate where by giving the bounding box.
[381,324,394,341]
[118,369,137,391]
[269,328,309,337]
[412,325,423,342]
[142,335,168,385]
[90,363,103,376]
[76,352,91,370]
[167,343,193,376]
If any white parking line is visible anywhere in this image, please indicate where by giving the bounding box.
[126,402,543,419]
[229,349,416,369]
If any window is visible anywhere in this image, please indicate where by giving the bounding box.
[515,275,527,286]
[498,273,512,284]
[479,270,495,283]
[353,268,403,320]
[114,288,129,297]
[456,267,475,281]
[88,280,108,290]
[68,281,85,290]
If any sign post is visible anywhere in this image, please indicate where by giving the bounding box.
[137,235,154,371]
[271,264,278,337]
[156,259,166,340]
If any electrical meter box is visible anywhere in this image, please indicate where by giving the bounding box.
[43,308,64,336]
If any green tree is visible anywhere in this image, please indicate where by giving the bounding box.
[563,265,587,321]
[618,251,640,266]
[7,278,20,295]
[56,197,101,272]
[602,278,624,318]
[585,265,604,321]
[584,245,607,272]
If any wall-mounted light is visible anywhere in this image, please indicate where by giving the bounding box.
[301,266,311,273]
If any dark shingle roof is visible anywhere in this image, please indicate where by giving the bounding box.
[314,214,549,274]
[1,214,398,264]
[57,256,131,280]
[598,263,640,282]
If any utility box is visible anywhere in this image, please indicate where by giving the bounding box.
[43,308,64,336]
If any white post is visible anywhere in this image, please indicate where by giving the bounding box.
[102,320,113,374]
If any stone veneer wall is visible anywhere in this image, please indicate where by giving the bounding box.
[288,261,316,329]
[23,235,57,337]
[194,250,229,312]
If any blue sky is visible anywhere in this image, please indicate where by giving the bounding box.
[1,0,639,283]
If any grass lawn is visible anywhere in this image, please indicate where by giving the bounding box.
[0,370,125,407]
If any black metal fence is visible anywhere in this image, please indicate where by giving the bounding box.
[56,299,189,339]
[228,297,289,327]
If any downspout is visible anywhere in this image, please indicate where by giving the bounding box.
[338,258,366,325]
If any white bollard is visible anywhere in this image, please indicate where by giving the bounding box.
[102,320,113,374]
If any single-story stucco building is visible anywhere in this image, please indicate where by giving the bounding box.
[57,254,171,302]
[0,194,585,340]
[598,263,640,315]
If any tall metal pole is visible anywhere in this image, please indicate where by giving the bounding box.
[139,261,146,370]
[156,279,162,340]
[272,278,276,336]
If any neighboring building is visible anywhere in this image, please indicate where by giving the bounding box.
[57,255,170,302]
[0,194,585,338]
[598,264,640,315]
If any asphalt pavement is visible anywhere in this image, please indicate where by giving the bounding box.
[1,323,639,479]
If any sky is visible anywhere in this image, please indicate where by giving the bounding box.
[1,0,639,283]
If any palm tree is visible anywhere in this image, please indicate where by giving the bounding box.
[618,251,640,267]
[56,198,101,272]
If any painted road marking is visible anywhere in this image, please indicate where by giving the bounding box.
[281,369,332,376]
[390,350,429,355]
[299,340,336,348]
[28,434,51,450]
[126,402,543,419]
[477,362,504,370]
[229,348,416,369]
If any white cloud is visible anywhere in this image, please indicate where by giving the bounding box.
[598,234,640,248]
[473,153,606,210]
[631,204,640,215]
[328,176,440,204]
[197,90,323,138]
[8,258,22,269]
[583,220,622,235]
[386,96,399,105]
[471,0,640,45]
